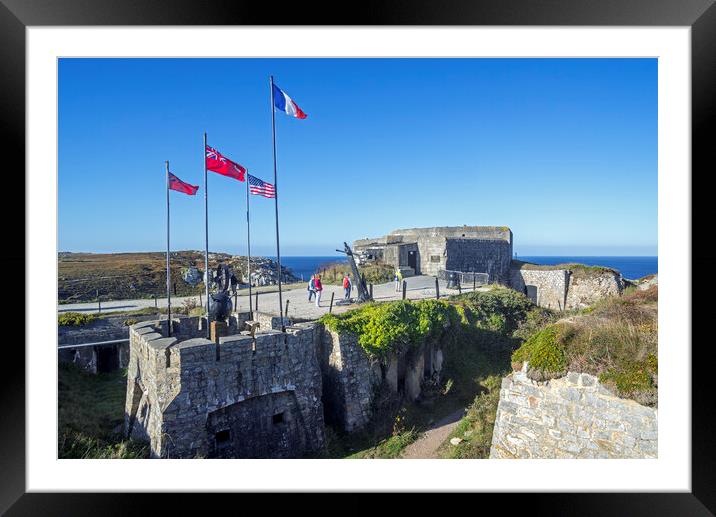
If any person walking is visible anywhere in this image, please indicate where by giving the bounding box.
[314,274,323,307]
[307,275,316,302]
[343,273,352,301]
[394,268,403,292]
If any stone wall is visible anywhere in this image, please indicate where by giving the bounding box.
[565,271,623,309]
[509,266,623,311]
[318,326,444,432]
[510,267,569,310]
[490,365,657,459]
[124,317,325,458]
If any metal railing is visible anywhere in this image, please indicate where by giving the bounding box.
[437,269,489,287]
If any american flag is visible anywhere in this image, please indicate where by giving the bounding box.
[248,174,276,198]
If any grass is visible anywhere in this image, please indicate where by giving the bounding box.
[58,363,149,459]
[512,260,619,278]
[437,375,503,459]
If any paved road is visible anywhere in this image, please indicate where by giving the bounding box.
[58,275,489,320]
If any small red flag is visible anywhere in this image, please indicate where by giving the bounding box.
[205,145,246,182]
[168,172,199,195]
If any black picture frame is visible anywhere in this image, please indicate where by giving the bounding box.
[2,0,714,512]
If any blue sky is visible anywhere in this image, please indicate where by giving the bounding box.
[58,58,657,256]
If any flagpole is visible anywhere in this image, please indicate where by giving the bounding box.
[269,75,285,331]
[165,160,172,336]
[246,173,253,318]
[203,132,210,338]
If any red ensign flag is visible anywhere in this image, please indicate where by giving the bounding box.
[205,145,246,182]
[168,172,199,195]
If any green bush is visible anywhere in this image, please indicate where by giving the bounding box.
[320,299,458,358]
[512,324,566,373]
[58,312,97,326]
[453,287,534,335]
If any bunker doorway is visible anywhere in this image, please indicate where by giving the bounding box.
[408,250,417,271]
[97,345,119,373]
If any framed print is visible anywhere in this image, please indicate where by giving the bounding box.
[2,0,715,512]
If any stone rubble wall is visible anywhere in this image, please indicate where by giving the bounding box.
[565,272,623,310]
[490,365,657,459]
[125,318,325,458]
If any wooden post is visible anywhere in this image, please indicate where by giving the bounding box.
[402,280,407,300]
[435,277,440,299]
[473,273,476,291]
[234,292,238,312]
[369,283,373,300]
[329,292,335,313]
[255,290,259,312]
[97,289,101,314]
[458,282,462,295]
[154,295,158,309]
[173,281,177,296]
[285,299,290,320]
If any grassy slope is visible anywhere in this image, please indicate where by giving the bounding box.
[439,285,659,459]
[58,363,149,458]
[58,251,300,303]
[318,287,527,459]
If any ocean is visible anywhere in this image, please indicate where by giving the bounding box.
[277,256,347,281]
[277,255,657,282]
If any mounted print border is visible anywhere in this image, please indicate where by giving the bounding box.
[2,0,715,512]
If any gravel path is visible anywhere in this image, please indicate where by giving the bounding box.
[401,408,466,459]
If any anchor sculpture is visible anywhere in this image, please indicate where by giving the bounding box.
[336,241,372,303]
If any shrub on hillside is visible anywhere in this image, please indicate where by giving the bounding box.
[452,287,534,334]
[511,289,658,405]
[58,312,97,326]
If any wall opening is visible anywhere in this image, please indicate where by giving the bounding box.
[272,412,285,425]
[215,429,231,448]
[97,345,119,373]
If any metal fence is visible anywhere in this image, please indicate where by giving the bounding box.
[437,269,489,287]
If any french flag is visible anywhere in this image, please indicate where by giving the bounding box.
[272,83,307,119]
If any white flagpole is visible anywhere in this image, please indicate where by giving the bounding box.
[270,75,285,331]
[165,160,172,336]
[203,132,210,338]
[246,173,253,318]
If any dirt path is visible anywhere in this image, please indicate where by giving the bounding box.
[401,408,465,459]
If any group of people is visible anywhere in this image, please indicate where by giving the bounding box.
[307,273,353,307]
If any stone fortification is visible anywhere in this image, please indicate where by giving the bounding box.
[490,364,657,459]
[354,225,513,281]
[318,326,444,432]
[124,316,325,458]
[510,264,623,310]
[509,268,569,310]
